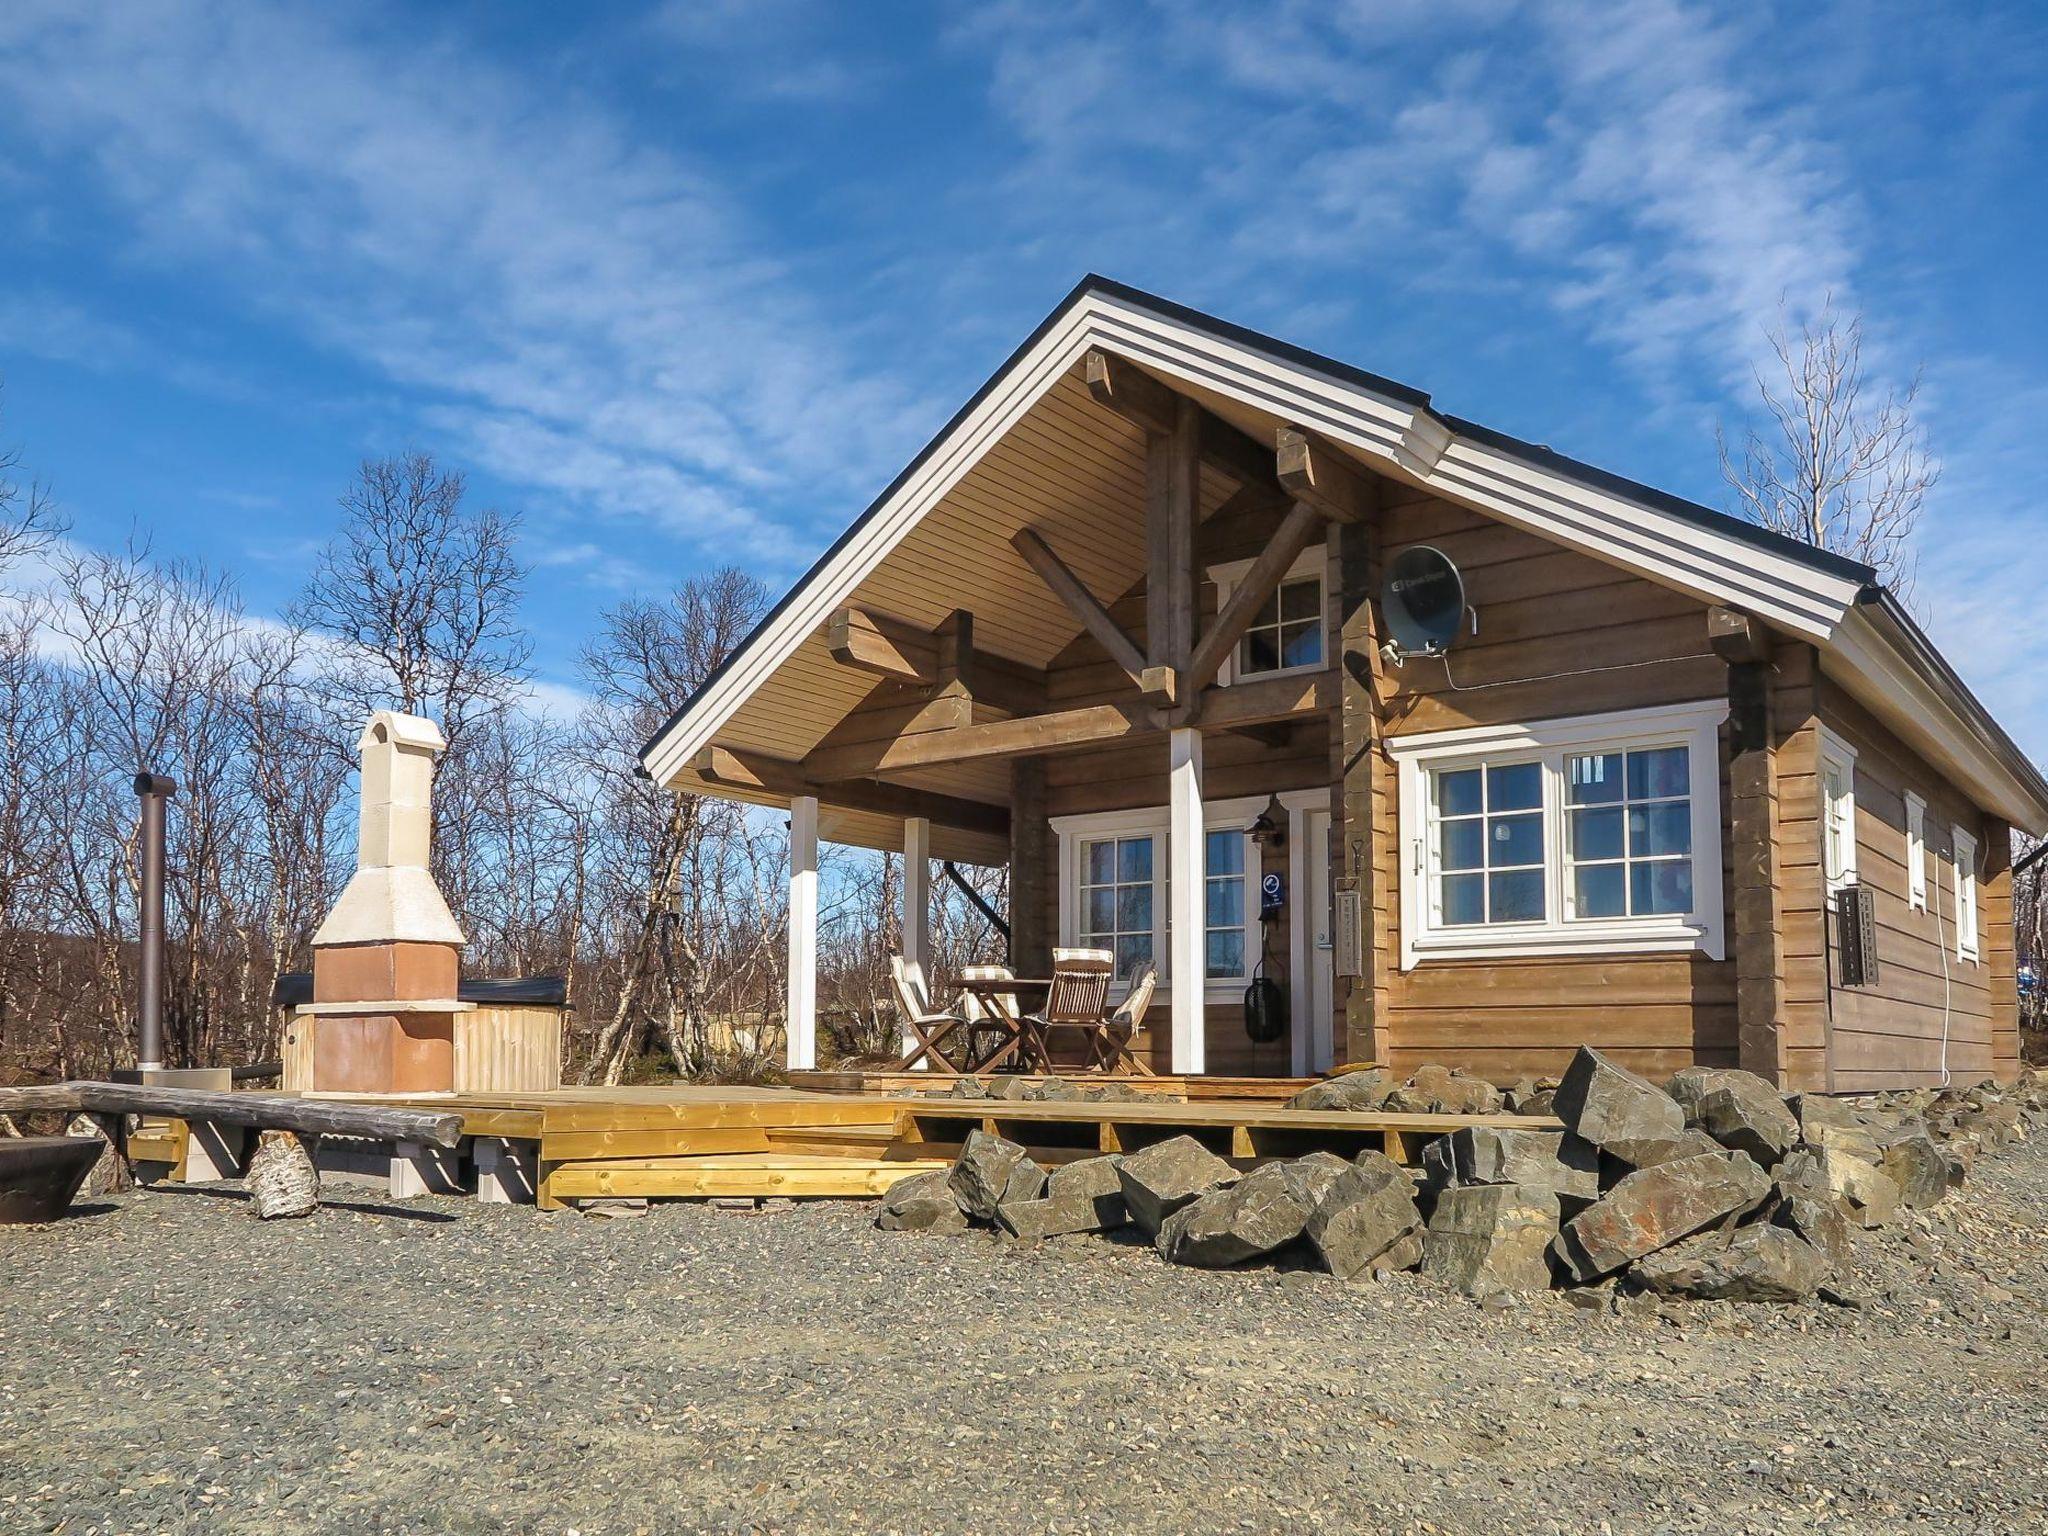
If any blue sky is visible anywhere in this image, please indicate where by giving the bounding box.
[1,1,2043,752]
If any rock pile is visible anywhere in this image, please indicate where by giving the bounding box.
[924,1075,1152,1104]
[875,1055,2048,1307]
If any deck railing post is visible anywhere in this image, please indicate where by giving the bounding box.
[1168,727,1206,1075]
[787,795,819,1070]
[901,816,930,1068]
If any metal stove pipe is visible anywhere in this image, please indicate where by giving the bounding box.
[132,772,178,1073]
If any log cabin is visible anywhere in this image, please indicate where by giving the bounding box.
[641,278,2048,1092]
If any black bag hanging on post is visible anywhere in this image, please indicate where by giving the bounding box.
[1243,918,1287,1044]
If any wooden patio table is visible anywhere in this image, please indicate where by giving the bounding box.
[952,976,1054,1075]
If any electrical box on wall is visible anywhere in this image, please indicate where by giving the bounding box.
[1835,883,1880,987]
[1333,889,1363,979]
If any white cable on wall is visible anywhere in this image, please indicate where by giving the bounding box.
[1932,844,1953,1088]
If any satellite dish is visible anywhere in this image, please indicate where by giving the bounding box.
[1380,545,1467,662]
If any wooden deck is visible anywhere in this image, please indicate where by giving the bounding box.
[288,1083,1556,1209]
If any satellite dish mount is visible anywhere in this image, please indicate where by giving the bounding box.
[1378,544,1469,666]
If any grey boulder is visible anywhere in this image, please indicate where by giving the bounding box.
[1305,1150,1425,1280]
[1553,1047,1686,1164]
[1289,1068,1394,1112]
[1689,1070,1801,1164]
[1880,1133,1959,1209]
[1554,1151,1772,1282]
[1632,1223,1831,1302]
[1772,1191,1852,1272]
[1115,1135,1238,1236]
[1422,1184,1561,1296]
[1043,1154,1129,1230]
[1450,1126,1598,1199]
[948,1129,1046,1221]
[876,1169,970,1233]
[1156,1156,1345,1268]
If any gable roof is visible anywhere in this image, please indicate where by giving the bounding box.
[643,276,2048,836]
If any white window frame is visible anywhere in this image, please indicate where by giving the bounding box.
[1951,824,1979,962]
[1053,796,1267,1003]
[1904,791,1928,912]
[1388,700,1728,969]
[1206,546,1326,686]
[1818,727,1859,898]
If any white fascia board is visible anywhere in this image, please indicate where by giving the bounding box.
[641,298,1107,786]
[646,285,1868,785]
[1824,607,2048,835]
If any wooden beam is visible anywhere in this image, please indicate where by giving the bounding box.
[1010,528,1149,686]
[1181,499,1329,706]
[1194,667,1333,730]
[692,746,1009,838]
[1083,348,1278,490]
[805,702,1160,780]
[1708,606,1773,666]
[825,606,1045,716]
[1276,426,1374,523]
[1147,397,1200,686]
[7,1083,464,1148]
[802,668,1330,782]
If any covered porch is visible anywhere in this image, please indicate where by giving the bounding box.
[652,337,1380,1078]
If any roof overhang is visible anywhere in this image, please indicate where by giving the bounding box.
[642,277,2047,839]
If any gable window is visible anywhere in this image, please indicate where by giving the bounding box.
[1054,798,1267,999]
[1951,825,1979,962]
[1390,700,1727,967]
[1818,729,1858,897]
[1207,547,1325,685]
[1905,791,1928,911]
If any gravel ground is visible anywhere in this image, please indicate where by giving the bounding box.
[3,1138,2045,1536]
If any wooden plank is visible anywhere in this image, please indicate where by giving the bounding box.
[824,606,1048,717]
[805,700,1160,780]
[1011,527,1148,685]
[1276,426,1372,523]
[1146,396,1200,685]
[541,1126,775,1162]
[693,745,1008,838]
[1083,348,1277,490]
[546,1156,947,1201]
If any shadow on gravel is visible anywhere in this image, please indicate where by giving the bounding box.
[143,1184,460,1223]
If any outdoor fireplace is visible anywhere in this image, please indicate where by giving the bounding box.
[301,712,470,1095]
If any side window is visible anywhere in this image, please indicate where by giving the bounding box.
[1951,826,1979,962]
[1904,792,1927,911]
[1818,733,1858,896]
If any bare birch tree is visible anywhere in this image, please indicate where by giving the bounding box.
[1720,300,1936,592]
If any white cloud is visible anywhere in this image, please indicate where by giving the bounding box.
[0,2,932,569]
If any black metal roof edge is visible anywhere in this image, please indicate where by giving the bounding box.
[1857,588,2048,814]
[636,274,1885,767]
[1439,414,1877,584]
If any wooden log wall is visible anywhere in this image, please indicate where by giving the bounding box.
[1816,679,2002,1088]
[1373,490,1739,1085]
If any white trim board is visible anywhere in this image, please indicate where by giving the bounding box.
[641,279,2047,836]
[1387,699,1729,970]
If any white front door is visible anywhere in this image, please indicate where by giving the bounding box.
[1305,808,1335,1072]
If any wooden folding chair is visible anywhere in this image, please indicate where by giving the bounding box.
[889,956,965,1074]
[1089,960,1157,1075]
[1028,947,1114,1073]
[959,962,1026,1073]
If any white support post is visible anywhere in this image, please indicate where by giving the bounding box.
[901,816,931,1068]
[787,795,819,1071]
[1168,727,1206,1076]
